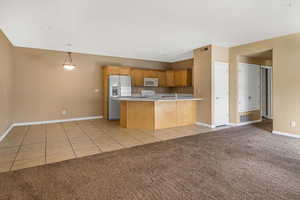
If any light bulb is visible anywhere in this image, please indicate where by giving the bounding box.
[63,64,75,70]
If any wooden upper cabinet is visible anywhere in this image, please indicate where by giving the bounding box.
[119,67,131,75]
[143,70,160,78]
[166,70,175,87]
[106,66,120,75]
[105,66,131,75]
[174,70,187,87]
[174,69,192,87]
[131,68,144,86]
[158,71,166,87]
[104,66,192,89]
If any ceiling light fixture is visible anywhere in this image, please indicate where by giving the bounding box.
[63,52,76,70]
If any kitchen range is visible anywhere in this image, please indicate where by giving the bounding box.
[103,66,202,130]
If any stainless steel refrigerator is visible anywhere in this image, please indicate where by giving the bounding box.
[108,75,131,120]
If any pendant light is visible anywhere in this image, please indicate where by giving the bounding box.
[63,52,76,70]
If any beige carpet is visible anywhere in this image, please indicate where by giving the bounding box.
[0,121,300,200]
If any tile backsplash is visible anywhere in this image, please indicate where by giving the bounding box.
[171,87,193,94]
[132,86,193,95]
[132,87,172,94]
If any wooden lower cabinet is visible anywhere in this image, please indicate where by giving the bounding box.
[176,101,197,126]
[120,100,198,130]
[155,101,178,129]
[155,101,197,129]
[120,101,155,129]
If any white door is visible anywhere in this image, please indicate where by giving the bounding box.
[214,62,229,126]
[238,63,261,113]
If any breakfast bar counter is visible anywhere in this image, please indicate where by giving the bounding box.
[113,97,203,130]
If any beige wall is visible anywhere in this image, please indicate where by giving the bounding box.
[230,33,300,135]
[13,47,169,123]
[212,45,229,63]
[193,46,212,124]
[0,30,13,137]
[193,45,229,125]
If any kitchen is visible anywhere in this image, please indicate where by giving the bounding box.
[103,65,203,130]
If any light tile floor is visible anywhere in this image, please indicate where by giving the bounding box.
[0,119,223,172]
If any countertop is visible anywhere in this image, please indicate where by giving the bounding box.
[111,96,203,102]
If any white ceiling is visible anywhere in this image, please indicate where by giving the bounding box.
[0,0,299,62]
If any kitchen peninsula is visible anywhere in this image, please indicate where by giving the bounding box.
[114,97,203,130]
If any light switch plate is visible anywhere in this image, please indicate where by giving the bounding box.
[61,109,67,115]
[290,121,296,128]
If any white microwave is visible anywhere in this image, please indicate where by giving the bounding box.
[144,78,159,87]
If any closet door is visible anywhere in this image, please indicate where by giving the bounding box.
[248,64,261,111]
[214,62,229,126]
[238,63,261,112]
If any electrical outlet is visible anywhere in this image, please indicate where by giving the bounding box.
[61,109,67,116]
[290,121,296,128]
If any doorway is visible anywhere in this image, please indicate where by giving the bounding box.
[238,50,273,125]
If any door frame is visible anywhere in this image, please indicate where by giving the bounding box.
[260,66,273,119]
[213,61,229,127]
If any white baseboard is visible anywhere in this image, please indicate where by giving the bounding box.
[195,122,216,128]
[0,116,103,141]
[14,116,103,126]
[272,130,300,139]
[0,124,14,142]
[229,120,262,127]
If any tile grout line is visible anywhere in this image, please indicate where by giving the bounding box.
[60,123,78,158]
[88,122,126,148]
[76,122,105,153]
[81,121,127,150]
[121,130,151,145]
[97,129,127,148]
[129,129,162,143]
[9,126,30,171]
[106,130,145,148]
